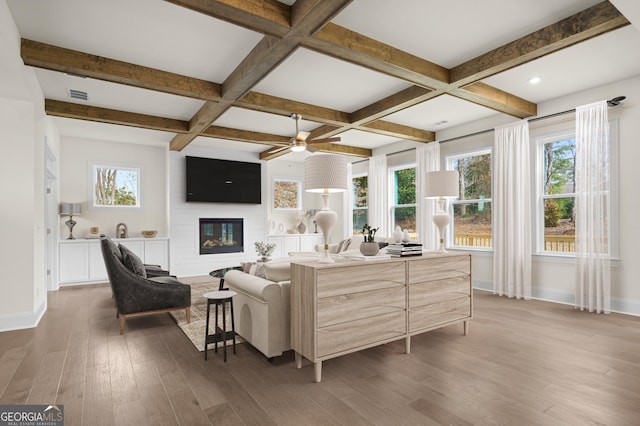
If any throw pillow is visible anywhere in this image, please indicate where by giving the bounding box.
[336,238,351,253]
[240,262,266,279]
[119,244,147,278]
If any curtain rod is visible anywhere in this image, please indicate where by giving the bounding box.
[351,96,625,163]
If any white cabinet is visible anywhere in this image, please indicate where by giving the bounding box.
[58,238,169,286]
[267,234,323,257]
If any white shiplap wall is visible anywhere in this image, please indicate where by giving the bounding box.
[169,145,268,277]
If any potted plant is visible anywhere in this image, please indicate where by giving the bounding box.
[360,224,380,256]
[255,241,276,262]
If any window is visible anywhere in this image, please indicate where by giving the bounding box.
[92,163,140,207]
[273,177,302,210]
[390,166,416,238]
[448,150,492,248]
[352,174,368,233]
[537,133,577,253]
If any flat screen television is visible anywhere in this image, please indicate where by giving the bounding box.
[185,156,262,204]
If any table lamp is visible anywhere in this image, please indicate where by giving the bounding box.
[59,202,82,239]
[425,170,459,252]
[304,154,347,263]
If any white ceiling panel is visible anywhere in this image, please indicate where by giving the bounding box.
[253,48,411,112]
[216,107,319,137]
[332,0,603,68]
[7,0,263,82]
[386,95,505,132]
[483,26,640,103]
[53,117,173,146]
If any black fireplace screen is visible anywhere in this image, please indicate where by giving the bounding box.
[199,218,243,255]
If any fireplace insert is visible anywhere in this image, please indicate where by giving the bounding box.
[199,218,243,255]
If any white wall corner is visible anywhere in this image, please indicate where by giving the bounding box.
[0,298,47,333]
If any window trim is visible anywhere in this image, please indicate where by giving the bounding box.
[446,148,493,250]
[534,119,619,259]
[89,162,142,209]
[388,164,417,237]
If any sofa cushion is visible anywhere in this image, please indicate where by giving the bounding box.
[263,261,291,283]
[119,244,147,278]
[241,261,266,279]
[335,238,351,253]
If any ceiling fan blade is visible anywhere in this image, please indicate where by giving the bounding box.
[306,144,319,153]
[296,131,310,141]
[307,137,341,144]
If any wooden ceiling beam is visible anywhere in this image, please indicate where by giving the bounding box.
[236,91,351,125]
[168,0,353,151]
[305,23,450,89]
[201,125,290,145]
[450,83,537,118]
[350,85,439,125]
[45,99,189,133]
[450,1,630,86]
[164,0,291,38]
[359,121,435,143]
[21,39,221,101]
[259,142,370,161]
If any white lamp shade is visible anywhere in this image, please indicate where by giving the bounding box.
[59,202,82,215]
[425,170,459,199]
[304,154,348,193]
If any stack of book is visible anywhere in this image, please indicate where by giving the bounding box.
[386,242,423,257]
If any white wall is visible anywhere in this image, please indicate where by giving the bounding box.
[58,136,169,239]
[439,75,640,315]
[169,145,267,277]
[0,0,50,330]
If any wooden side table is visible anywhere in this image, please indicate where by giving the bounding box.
[203,290,237,361]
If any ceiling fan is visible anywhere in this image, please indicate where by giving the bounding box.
[270,114,341,153]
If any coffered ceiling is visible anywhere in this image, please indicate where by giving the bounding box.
[6,0,640,161]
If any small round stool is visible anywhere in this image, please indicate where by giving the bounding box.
[203,290,237,361]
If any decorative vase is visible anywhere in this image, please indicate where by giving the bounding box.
[393,225,403,243]
[259,256,271,262]
[297,222,307,234]
[359,242,380,256]
[402,229,410,243]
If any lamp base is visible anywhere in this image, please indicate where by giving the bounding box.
[432,200,450,253]
[65,216,77,240]
[315,195,337,263]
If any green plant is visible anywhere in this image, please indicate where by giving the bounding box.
[362,224,379,243]
[254,241,276,257]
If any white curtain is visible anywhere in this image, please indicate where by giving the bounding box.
[368,155,388,237]
[344,162,354,237]
[416,143,441,250]
[493,120,532,299]
[575,100,610,314]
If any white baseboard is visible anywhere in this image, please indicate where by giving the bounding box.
[473,279,640,317]
[0,299,47,332]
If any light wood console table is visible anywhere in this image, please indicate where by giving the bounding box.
[290,252,472,382]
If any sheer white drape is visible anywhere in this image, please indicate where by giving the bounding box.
[368,155,388,237]
[344,162,354,237]
[416,143,441,250]
[575,100,610,314]
[493,120,532,299]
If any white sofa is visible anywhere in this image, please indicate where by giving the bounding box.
[223,258,298,359]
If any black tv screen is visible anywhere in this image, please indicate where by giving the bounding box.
[185,156,262,204]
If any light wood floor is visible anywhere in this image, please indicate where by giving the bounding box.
[1,283,639,426]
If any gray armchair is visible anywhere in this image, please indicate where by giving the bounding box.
[100,235,191,334]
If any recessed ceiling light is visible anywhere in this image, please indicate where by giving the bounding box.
[434,120,448,126]
[529,77,542,84]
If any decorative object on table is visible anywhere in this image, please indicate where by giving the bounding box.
[85,226,100,239]
[393,225,403,243]
[386,242,423,257]
[359,223,380,256]
[402,229,411,243]
[425,170,460,252]
[305,154,348,263]
[297,210,311,234]
[141,230,157,238]
[59,202,82,239]
[277,222,285,234]
[255,241,276,262]
[116,222,129,239]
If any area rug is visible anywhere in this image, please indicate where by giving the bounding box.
[169,278,242,352]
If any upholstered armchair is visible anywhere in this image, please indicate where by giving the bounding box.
[100,235,191,334]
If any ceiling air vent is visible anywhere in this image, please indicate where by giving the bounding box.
[67,89,88,101]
